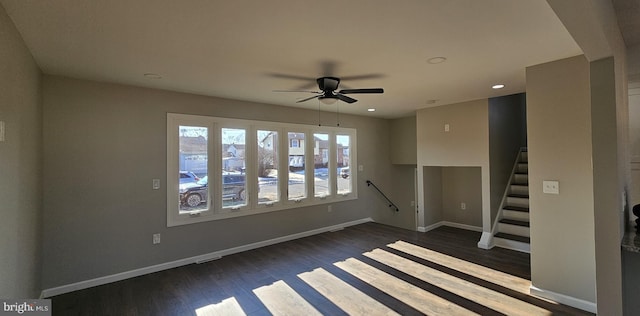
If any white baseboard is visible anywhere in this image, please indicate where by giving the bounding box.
[419,221,483,233]
[530,285,597,313]
[41,217,374,298]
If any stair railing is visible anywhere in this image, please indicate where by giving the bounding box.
[366,180,399,212]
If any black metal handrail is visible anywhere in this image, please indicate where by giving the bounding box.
[366,180,399,212]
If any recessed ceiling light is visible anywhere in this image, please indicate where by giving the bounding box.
[367,108,376,112]
[427,57,447,64]
[144,73,162,79]
[492,84,505,89]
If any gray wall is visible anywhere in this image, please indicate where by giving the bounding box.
[0,6,42,298]
[526,55,597,304]
[41,75,397,289]
[416,99,490,232]
[422,166,443,227]
[375,164,416,230]
[442,167,482,228]
[389,116,416,165]
[488,93,527,224]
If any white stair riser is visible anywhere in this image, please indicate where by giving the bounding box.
[513,174,528,184]
[498,223,530,237]
[502,210,530,221]
[506,196,529,208]
[510,185,529,196]
[517,163,528,173]
[494,237,530,253]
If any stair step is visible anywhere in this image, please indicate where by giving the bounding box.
[495,232,531,244]
[509,184,529,196]
[503,205,529,212]
[513,173,528,185]
[508,193,529,199]
[506,196,529,208]
[499,218,530,227]
[516,163,528,173]
[520,151,528,163]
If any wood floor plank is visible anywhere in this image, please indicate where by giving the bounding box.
[50,223,593,316]
[335,257,479,315]
[364,248,551,316]
[298,267,400,316]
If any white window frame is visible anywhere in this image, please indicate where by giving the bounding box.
[167,113,358,227]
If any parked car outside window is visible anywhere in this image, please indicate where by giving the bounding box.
[180,171,200,184]
[179,175,246,207]
[340,167,350,179]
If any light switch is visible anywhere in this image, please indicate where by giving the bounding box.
[543,180,559,194]
[152,179,161,190]
[444,123,450,132]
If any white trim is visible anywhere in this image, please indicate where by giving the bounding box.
[477,231,494,249]
[167,113,358,227]
[418,221,482,233]
[40,217,374,298]
[529,285,596,313]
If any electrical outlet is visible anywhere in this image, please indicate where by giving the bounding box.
[444,123,450,132]
[460,202,466,210]
[543,180,559,194]
[153,233,161,244]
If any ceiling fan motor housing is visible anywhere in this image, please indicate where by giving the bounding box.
[317,77,340,91]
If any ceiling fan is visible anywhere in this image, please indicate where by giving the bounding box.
[275,76,384,104]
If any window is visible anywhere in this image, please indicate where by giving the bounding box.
[288,132,306,201]
[222,128,247,208]
[257,130,279,204]
[178,126,209,214]
[314,133,330,198]
[337,134,352,195]
[167,114,357,226]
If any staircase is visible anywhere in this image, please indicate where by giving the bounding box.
[493,148,530,253]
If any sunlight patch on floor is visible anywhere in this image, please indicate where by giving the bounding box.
[388,240,533,294]
[365,248,552,316]
[335,257,479,315]
[195,297,246,316]
[298,267,400,316]
[253,280,322,316]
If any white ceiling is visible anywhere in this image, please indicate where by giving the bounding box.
[1,0,584,118]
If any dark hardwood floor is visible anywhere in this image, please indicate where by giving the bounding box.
[51,223,593,315]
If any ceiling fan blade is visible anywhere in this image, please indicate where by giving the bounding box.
[339,88,384,94]
[265,72,316,81]
[340,74,385,81]
[336,94,358,104]
[296,95,321,103]
[273,90,320,93]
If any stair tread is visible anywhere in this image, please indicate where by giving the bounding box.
[499,218,530,227]
[503,205,530,212]
[508,193,529,199]
[495,232,530,244]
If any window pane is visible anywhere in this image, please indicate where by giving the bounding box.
[258,130,279,204]
[222,128,247,208]
[288,132,306,200]
[179,126,209,213]
[314,133,330,197]
[337,134,352,194]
